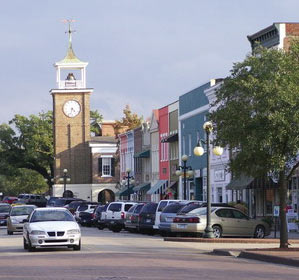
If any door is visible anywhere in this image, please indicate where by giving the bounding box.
[231,209,252,236]
[214,209,235,235]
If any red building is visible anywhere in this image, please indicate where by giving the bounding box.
[159,106,169,180]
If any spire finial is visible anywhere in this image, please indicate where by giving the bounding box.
[62,19,76,49]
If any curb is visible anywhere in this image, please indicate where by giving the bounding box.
[238,251,299,267]
[164,237,299,244]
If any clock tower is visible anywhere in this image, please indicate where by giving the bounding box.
[50,22,93,197]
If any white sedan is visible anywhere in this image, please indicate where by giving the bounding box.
[23,207,81,251]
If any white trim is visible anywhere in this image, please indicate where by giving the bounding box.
[101,155,113,158]
[179,104,209,121]
[50,89,94,94]
[91,147,117,154]
[168,101,179,113]
[89,143,117,148]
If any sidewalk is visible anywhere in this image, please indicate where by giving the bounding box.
[164,231,299,267]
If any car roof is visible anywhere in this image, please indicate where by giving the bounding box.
[33,207,69,211]
[11,204,36,208]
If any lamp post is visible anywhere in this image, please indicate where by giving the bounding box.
[44,169,55,196]
[122,168,135,201]
[194,121,223,238]
[176,155,194,200]
[60,169,71,198]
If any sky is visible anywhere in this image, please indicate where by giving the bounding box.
[1,0,299,124]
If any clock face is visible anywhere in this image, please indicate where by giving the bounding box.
[63,100,81,118]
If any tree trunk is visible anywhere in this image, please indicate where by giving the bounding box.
[279,171,288,248]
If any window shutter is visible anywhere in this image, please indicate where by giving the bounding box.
[111,158,115,177]
[98,158,102,176]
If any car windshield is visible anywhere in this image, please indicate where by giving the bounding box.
[0,205,11,212]
[30,210,74,222]
[188,207,216,216]
[178,203,202,214]
[141,203,158,214]
[162,203,185,214]
[11,206,35,216]
[54,199,69,207]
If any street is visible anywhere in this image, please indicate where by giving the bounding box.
[0,226,299,280]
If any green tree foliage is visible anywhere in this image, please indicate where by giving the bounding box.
[115,105,143,134]
[210,42,299,248]
[90,109,103,136]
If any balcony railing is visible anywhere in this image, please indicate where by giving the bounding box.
[58,80,84,89]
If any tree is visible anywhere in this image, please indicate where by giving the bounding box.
[210,42,299,248]
[114,105,143,134]
[90,110,103,136]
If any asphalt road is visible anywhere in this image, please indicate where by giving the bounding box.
[0,226,298,280]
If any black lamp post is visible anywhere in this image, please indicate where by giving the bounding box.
[194,121,223,238]
[60,169,71,198]
[176,155,194,200]
[122,168,135,201]
[45,169,55,196]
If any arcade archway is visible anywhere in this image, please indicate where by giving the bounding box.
[98,189,115,204]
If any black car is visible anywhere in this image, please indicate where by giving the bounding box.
[66,200,87,214]
[124,203,145,233]
[138,202,158,234]
[97,203,111,230]
[52,198,82,207]
[0,203,11,226]
[78,211,94,227]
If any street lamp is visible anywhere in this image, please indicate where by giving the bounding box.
[44,169,55,196]
[59,168,71,198]
[176,155,194,200]
[194,121,223,238]
[121,168,135,201]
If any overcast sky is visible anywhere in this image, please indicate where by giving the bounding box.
[1,0,299,124]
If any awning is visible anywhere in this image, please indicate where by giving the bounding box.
[226,175,254,190]
[161,133,178,143]
[134,150,150,158]
[133,183,151,192]
[162,181,178,194]
[226,175,279,190]
[147,180,167,195]
[118,186,135,197]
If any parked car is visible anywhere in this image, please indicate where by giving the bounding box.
[2,196,18,204]
[18,194,47,207]
[171,206,270,238]
[153,200,188,230]
[138,202,158,234]
[52,198,81,207]
[23,207,81,251]
[93,205,105,227]
[7,205,36,235]
[97,203,111,230]
[0,203,11,226]
[158,202,189,236]
[106,201,137,232]
[74,202,98,220]
[65,199,86,214]
[124,203,145,233]
[77,211,94,227]
[46,197,60,207]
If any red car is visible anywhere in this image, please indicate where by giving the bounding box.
[1,196,18,204]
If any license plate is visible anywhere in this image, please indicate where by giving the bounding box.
[83,220,86,223]
[166,218,173,222]
[146,219,151,223]
[110,221,115,224]
[177,224,187,229]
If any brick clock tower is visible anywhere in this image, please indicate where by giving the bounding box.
[50,22,93,198]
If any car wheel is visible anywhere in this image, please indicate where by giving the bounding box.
[27,236,35,252]
[212,225,222,238]
[112,227,121,233]
[97,225,105,230]
[23,237,28,250]
[254,225,265,238]
[73,240,81,251]
[7,230,13,235]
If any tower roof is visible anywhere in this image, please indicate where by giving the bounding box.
[56,20,87,65]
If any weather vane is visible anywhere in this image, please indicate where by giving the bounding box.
[62,19,76,46]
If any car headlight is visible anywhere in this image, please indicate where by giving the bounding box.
[10,218,19,223]
[30,230,46,235]
[67,229,80,234]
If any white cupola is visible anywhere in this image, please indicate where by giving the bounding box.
[54,20,88,89]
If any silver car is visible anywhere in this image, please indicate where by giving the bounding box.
[171,207,270,238]
[7,205,36,235]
